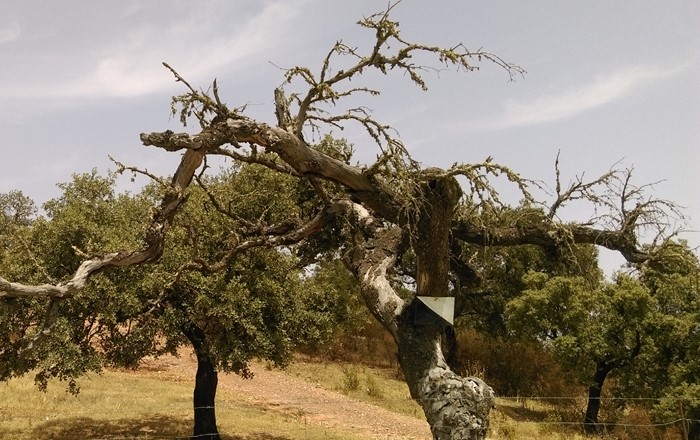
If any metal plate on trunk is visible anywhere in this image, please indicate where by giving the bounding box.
[414,296,454,326]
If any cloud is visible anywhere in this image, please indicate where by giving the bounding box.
[0,21,20,44]
[468,63,688,131]
[0,0,305,101]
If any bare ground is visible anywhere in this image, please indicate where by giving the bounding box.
[140,351,431,440]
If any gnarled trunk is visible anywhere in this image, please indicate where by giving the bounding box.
[405,175,494,439]
[344,175,495,439]
[182,323,221,440]
[396,304,494,439]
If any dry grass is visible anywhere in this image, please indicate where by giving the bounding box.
[0,358,618,440]
[287,357,609,440]
[0,368,364,440]
[287,357,424,419]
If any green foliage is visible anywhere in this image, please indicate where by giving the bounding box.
[507,272,655,382]
[454,204,602,335]
[296,260,372,350]
[159,249,306,375]
[130,162,343,376]
[0,172,154,391]
[617,241,700,432]
[0,163,344,390]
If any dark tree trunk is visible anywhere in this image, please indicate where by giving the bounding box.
[689,420,700,440]
[583,363,611,435]
[182,323,221,440]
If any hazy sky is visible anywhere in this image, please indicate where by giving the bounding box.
[1,0,698,272]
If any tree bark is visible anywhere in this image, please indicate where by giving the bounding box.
[182,323,221,440]
[689,420,700,440]
[395,305,494,439]
[405,175,494,439]
[344,176,495,440]
[583,363,611,435]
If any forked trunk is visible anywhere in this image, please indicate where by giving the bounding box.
[182,323,221,440]
[344,175,495,439]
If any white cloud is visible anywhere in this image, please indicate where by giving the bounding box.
[468,64,688,131]
[0,0,305,100]
[0,21,20,44]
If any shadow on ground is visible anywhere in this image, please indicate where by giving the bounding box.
[497,403,549,422]
[1,415,293,440]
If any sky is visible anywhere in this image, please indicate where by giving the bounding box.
[1,0,698,273]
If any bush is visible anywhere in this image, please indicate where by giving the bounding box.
[365,374,384,398]
[341,365,361,392]
[452,327,574,397]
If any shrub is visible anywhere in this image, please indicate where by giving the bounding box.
[452,327,574,397]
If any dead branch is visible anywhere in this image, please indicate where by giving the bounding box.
[0,149,206,300]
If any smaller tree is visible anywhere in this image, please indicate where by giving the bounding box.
[0,166,338,439]
[507,271,656,433]
[620,242,700,439]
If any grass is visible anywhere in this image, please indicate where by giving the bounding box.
[287,356,609,440]
[286,357,424,419]
[0,368,366,440]
[0,357,645,440]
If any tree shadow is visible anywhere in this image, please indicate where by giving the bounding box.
[13,415,294,440]
[497,402,550,422]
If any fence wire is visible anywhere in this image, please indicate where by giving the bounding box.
[1,395,698,439]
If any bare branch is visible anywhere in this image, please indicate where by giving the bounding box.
[180,202,338,276]
[109,155,168,187]
[211,147,299,176]
[0,149,206,300]
[281,2,523,153]
[434,160,536,207]
[453,218,650,263]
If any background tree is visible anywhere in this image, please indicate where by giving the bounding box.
[138,163,331,440]
[449,203,602,336]
[617,241,700,438]
[506,272,657,433]
[0,172,150,392]
[0,166,339,440]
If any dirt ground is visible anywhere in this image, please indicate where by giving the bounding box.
[140,351,431,440]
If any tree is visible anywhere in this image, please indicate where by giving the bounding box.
[620,242,700,439]
[450,204,603,336]
[0,172,152,392]
[0,4,684,439]
[139,163,334,439]
[507,272,656,433]
[0,168,336,439]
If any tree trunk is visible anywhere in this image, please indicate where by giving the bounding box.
[396,304,495,439]
[182,323,221,440]
[344,176,495,440]
[689,420,700,440]
[407,174,494,439]
[583,363,611,435]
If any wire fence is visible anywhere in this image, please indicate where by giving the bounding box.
[1,395,699,439]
